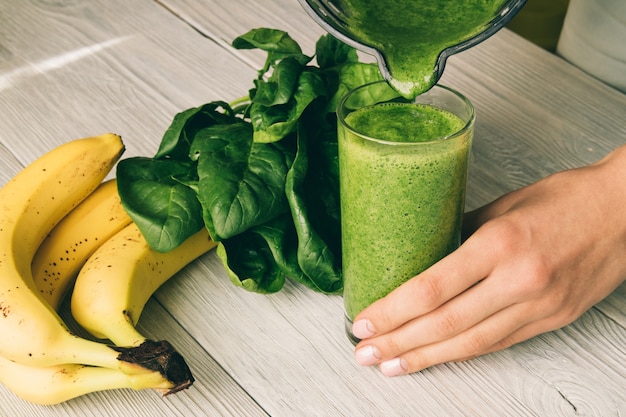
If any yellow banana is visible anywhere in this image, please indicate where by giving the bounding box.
[32,178,132,310]
[71,223,216,347]
[0,134,192,394]
[0,133,127,368]
[0,355,171,405]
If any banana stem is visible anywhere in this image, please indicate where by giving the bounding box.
[62,337,193,393]
[108,322,147,349]
[112,340,194,395]
[65,337,126,370]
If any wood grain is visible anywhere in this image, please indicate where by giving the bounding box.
[0,0,624,415]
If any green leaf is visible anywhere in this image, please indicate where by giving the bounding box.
[249,215,311,288]
[217,233,286,294]
[217,213,337,294]
[250,70,327,143]
[155,101,240,160]
[190,122,294,240]
[315,34,359,69]
[305,103,342,225]
[116,157,203,252]
[232,28,311,77]
[324,62,383,114]
[253,57,304,107]
[232,28,303,54]
[284,120,343,294]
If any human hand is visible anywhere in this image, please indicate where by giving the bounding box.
[351,145,626,376]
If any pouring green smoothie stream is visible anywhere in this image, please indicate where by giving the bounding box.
[298,0,526,340]
[299,0,526,98]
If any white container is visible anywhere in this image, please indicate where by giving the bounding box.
[557,0,626,93]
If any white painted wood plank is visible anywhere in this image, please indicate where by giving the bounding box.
[597,281,626,328]
[156,0,327,58]
[0,0,258,160]
[443,31,626,205]
[0,0,625,415]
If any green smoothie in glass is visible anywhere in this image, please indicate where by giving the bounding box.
[338,81,474,341]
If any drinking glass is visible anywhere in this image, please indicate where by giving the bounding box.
[337,80,475,344]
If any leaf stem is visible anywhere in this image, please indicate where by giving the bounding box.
[229,96,251,115]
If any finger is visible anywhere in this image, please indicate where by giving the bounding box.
[353,233,497,338]
[376,302,537,376]
[478,312,576,357]
[358,274,518,361]
[456,285,586,362]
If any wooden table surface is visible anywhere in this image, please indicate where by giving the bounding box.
[1,1,625,416]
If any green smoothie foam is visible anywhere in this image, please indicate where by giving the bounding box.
[339,101,471,320]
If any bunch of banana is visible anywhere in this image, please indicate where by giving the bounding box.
[0,134,196,404]
[31,177,216,388]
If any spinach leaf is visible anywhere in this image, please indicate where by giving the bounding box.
[218,213,340,293]
[248,215,311,289]
[217,232,286,294]
[218,213,314,293]
[190,122,295,240]
[315,34,359,69]
[250,70,327,143]
[116,157,203,252]
[284,118,342,294]
[252,57,304,107]
[155,101,239,160]
[232,28,311,77]
[324,62,383,114]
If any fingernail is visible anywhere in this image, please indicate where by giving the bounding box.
[352,319,376,339]
[355,345,381,366]
[380,358,408,377]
